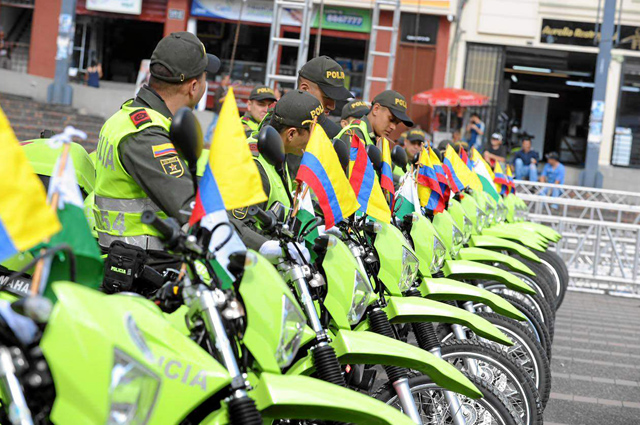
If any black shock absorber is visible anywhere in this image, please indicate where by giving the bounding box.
[405,289,442,351]
[228,395,262,425]
[312,343,347,387]
[368,308,407,383]
[432,270,445,278]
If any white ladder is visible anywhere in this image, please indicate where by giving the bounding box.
[363,0,401,101]
[265,0,314,88]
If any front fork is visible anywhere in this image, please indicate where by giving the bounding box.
[0,347,33,425]
[404,289,467,425]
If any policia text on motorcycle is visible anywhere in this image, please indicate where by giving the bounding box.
[93,32,221,251]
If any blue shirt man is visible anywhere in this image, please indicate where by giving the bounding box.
[466,113,485,151]
[540,151,564,202]
[513,138,539,181]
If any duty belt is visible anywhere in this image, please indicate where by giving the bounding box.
[98,233,165,251]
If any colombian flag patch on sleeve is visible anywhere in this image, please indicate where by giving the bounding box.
[152,143,177,157]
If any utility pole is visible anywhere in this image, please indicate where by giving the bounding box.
[580,0,617,188]
[47,0,77,105]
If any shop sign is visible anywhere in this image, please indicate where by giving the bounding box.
[312,7,372,33]
[540,18,640,51]
[191,0,302,26]
[168,9,185,21]
[400,13,439,44]
[86,0,142,15]
[192,1,371,33]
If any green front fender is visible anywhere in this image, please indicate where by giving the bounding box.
[457,247,535,276]
[481,227,547,252]
[443,260,536,295]
[512,222,561,242]
[419,277,527,321]
[251,373,415,425]
[469,235,541,263]
[288,329,482,399]
[382,296,512,346]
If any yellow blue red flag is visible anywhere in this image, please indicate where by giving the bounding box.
[429,147,450,203]
[297,125,359,229]
[0,107,60,262]
[190,87,267,225]
[417,148,445,212]
[379,138,395,195]
[444,145,482,193]
[349,135,391,223]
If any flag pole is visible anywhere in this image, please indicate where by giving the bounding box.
[290,116,318,218]
[30,142,72,296]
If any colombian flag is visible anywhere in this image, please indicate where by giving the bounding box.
[349,135,391,223]
[460,147,473,171]
[417,149,445,212]
[429,147,450,203]
[506,166,516,194]
[190,87,267,225]
[0,107,60,262]
[379,138,395,195]
[443,145,466,193]
[297,126,359,229]
[493,162,509,196]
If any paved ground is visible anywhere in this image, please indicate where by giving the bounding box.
[544,290,640,425]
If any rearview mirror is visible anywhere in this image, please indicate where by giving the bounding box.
[411,152,420,166]
[332,138,350,172]
[257,125,285,173]
[170,107,203,168]
[391,145,408,171]
[366,145,382,173]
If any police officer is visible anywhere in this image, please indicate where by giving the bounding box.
[337,89,414,147]
[297,56,352,139]
[340,100,370,128]
[93,32,220,251]
[391,128,426,178]
[242,85,277,137]
[231,90,323,257]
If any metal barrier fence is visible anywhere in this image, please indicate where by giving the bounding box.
[515,180,640,294]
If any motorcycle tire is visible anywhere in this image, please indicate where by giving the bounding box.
[536,250,569,309]
[510,254,560,312]
[439,338,543,425]
[484,281,556,343]
[473,312,551,408]
[476,292,552,361]
[374,372,524,425]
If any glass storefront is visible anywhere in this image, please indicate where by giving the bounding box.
[613,57,640,168]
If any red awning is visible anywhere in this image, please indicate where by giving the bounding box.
[412,88,489,107]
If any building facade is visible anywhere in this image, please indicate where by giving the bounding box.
[448,0,640,188]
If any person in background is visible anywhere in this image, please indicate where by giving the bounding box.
[512,138,539,181]
[242,85,277,137]
[466,113,485,151]
[86,60,103,88]
[340,100,370,128]
[404,129,425,162]
[0,30,13,70]
[540,151,565,203]
[483,132,506,167]
[205,74,230,143]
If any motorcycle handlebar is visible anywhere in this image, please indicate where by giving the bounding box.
[141,210,181,249]
[248,206,276,231]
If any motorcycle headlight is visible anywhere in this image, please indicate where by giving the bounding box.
[348,270,373,325]
[398,247,420,292]
[430,236,447,274]
[475,208,486,233]
[276,295,306,368]
[108,348,160,425]
[452,225,464,246]
[486,204,496,224]
[462,216,473,243]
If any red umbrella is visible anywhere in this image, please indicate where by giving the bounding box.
[412,88,489,107]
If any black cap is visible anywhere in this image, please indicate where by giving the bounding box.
[546,151,559,160]
[371,90,414,127]
[150,32,221,83]
[341,100,370,120]
[396,136,406,147]
[299,56,353,101]
[249,85,277,102]
[407,129,426,144]
[272,90,325,129]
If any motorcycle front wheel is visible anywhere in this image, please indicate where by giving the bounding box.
[374,373,523,425]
